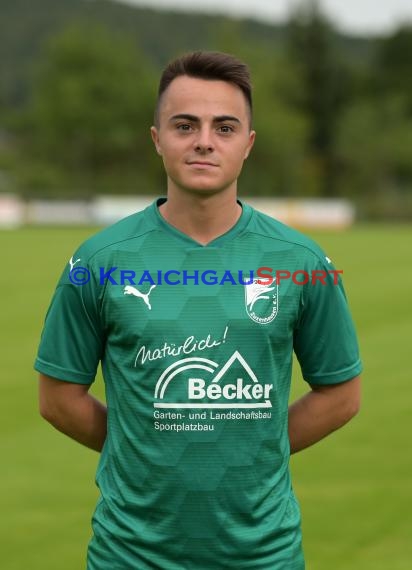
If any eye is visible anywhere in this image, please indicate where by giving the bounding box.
[176,123,193,132]
[218,125,235,134]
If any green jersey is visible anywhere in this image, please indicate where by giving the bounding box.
[35,199,362,569]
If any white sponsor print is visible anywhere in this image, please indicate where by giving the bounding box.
[134,326,229,367]
[124,284,156,310]
[153,350,273,409]
[245,279,278,325]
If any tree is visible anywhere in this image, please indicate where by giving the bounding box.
[22,23,160,196]
[285,0,350,196]
[374,26,412,112]
[209,19,309,197]
[337,95,412,219]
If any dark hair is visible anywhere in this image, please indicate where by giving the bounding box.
[154,51,253,126]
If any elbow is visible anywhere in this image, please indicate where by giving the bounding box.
[346,398,360,422]
[341,375,362,425]
[353,392,361,416]
[38,374,65,426]
[39,389,62,426]
[340,392,361,427]
[39,399,56,424]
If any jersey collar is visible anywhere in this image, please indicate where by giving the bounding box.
[147,197,253,248]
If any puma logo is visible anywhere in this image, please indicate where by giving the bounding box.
[69,256,81,271]
[124,285,156,310]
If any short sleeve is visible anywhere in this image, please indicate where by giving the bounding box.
[293,255,362,385]
[34,252,104,384]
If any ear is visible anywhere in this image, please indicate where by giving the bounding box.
[244,130,256,160]
[150,126,162,155]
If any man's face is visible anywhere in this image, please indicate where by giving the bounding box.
[151,75,255,196]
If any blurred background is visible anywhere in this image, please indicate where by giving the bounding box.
[0,0,411,568]
[1,0,412,219]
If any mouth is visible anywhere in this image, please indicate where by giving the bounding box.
[187,161,218,167]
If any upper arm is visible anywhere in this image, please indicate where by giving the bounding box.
[310,374,362,418]
[38,373,90,420]
[294,255,362,385]
[34,253,104,385]
[310,374,361,394]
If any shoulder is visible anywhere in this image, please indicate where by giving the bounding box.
[72,203,157,264]
[245,203,328,264]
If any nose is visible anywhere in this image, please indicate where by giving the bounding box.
[194,126,214,153]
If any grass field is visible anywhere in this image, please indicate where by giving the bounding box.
[0,224,411,569]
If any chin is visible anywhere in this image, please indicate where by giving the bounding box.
[182,186,229,196]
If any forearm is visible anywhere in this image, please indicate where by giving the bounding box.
[288,376,361,454]
[39,376,107,452]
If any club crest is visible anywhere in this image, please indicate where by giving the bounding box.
[244,278,278,325]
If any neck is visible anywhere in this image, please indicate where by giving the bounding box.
[159,190,242,245]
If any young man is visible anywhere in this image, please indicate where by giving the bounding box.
[35,51,362,569]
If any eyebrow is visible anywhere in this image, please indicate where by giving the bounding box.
[169,113,241,124]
